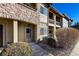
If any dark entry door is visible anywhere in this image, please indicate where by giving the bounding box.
[26,27,32,42]
[0,25,3,47]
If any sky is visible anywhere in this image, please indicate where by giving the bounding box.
[53,3,79,26]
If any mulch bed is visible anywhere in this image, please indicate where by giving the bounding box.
[38,43,76,56]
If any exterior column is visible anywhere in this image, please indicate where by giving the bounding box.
[53,14,58,42]
[36,24,40,43]
[36,4,40,43]
[13,20,18,43]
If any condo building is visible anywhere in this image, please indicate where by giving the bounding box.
[0,3,72,47]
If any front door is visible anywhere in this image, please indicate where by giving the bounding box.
[0,25,3,47]
[26,27,32,42]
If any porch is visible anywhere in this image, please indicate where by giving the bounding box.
[0,18,37,47]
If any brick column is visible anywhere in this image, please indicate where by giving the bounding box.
[13,20,18,43]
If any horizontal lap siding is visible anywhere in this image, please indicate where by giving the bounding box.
[0,19,13,44]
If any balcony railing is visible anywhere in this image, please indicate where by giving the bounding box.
[18,4,38,24]
[0,4,38,24]
[18,3,37,11]
[56,21,61,25]
[49,18,54,24]
[49,18,61,26]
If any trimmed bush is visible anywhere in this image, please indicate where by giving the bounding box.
[56,28,79,49]
[0,42,32,56]
[41,36,57,48]
[48,38,57,47]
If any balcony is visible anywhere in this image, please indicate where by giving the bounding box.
[0,4,39,24]
[49,18,61,26]
[18,3,37,11]
[49,18,54,24]
[56,21,61,25]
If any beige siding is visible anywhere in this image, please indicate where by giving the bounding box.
[0,18,13,45]
[0,18,37,45]
[18,22,36,42]
[6,22,13,43]
[18,22,25,42]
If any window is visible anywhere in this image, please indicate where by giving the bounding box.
[40,28,44,35]
[40,6,48,16]
[49,12,54,19]
[26,28,31,33]
[40,28,48,35]
[40,6,43,14]
[49,30,52,33]
[56,16,61,22]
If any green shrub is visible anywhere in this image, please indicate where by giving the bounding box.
[0,42,32,56]
[56,28,79,49]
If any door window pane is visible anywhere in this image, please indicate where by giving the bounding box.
[26,28,31,33]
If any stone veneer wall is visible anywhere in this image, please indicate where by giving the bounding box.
[0,3,39,24]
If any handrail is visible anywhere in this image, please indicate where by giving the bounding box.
[18,3,37,11]
[49,18,54,24]
[49,18,61,25]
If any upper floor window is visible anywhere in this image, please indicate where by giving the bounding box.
[49,12,54,19]
[56,16,61,22]
[40,6,48,16]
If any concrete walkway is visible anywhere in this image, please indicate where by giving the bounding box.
[70,41,79,56]
[30,42,53,56]
[0,48,3,54]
